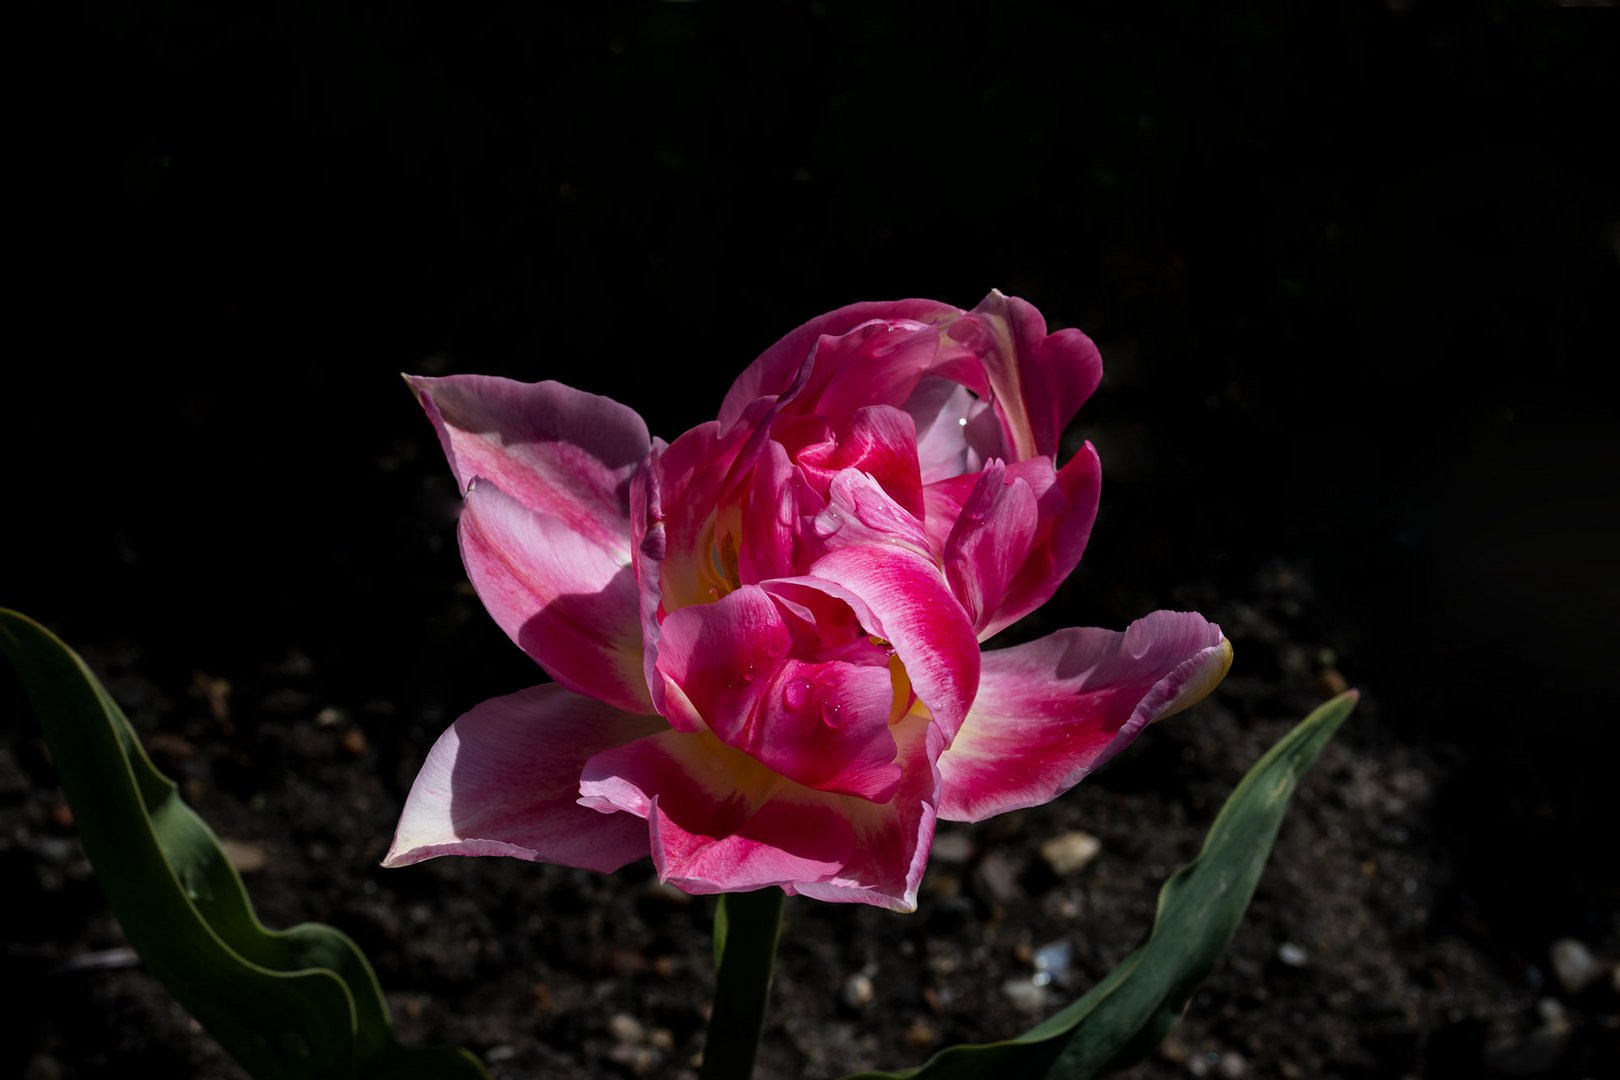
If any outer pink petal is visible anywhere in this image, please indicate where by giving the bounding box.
[942,461,1040,636]
[408,374,649,552]
[720,299,961,430]
[938,292,1103,462]
[384,683,665,871]
[936,612,1233,823]
[580,715,943,911]
[978,443,1103,640]
[460,479,651,713]
[789,712,944,912]
[579,729,857,894]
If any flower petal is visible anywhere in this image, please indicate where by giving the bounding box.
[752,657,901,802]
[801,474,980,742]
[937,291,1103,462]
[384,684,664,871]
[653,585,793,736]
[719,300,961,431]
[409,374,649,553]
[979,443,1103,640]
[936,611,1232,823]
[460,479,651,713]
[579,729,856,894]
[793,404,926,521]
[737,439,810,586]
[905,377,999,484]
[942,461,1040,636]
[788,713,943,912]
[579,714,943,910]
[652,585,900,800]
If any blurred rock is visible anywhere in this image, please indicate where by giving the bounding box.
[842,972,875,1008]
[972,851,1022,913]
[1001,977,1047,1011]
[1039,830,1101,875]
[1549,937,1598,995]
[1277,942,1309,968]
[930,830,974,864]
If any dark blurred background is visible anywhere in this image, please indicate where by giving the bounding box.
[6,0,1618,1073]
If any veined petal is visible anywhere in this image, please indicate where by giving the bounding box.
[737,439,809,586]
[384,684,665,871]
[905,377,997,485]
[788,712,943,912]
[937,291,1103,462]
[408,374,649,553]
[802,527,979,742]
[720,300,961,431]
[753,657,901,802]
[978,443,1103,640]
[943,461,1040,636]
[652,585,900,800]
[461,479,651,713]
[936,612,1232,823]
[652,585,793,737]
[579,714,942,910]
[580,729,856,894]
[794,405,926,521]
[809,468,934,562]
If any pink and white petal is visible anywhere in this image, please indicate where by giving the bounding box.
[790,712,945,912]
[921,471,983,561]
[808,469,934,563]
[804,541,980,743]
[720,299,961,431]
[652,585,792,738]
[936,612,1233,823]
[738,439,809,586]
[629,441,670,717]
[794,405,927,521]
[460,480,651,713]
[580,729,857,895]
[408,374,649,552]
[906,377,996,484]
[978,444,1103,640]
[801,322,945,430]
[942,462,1040,635]
[384,683,665,871]
[751,658,901,802]
[938,292,1103,462]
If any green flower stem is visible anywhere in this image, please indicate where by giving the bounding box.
[701,887,786,1080]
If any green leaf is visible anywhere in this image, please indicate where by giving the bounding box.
[844,691,1358,1080]
[0,609,487,1079]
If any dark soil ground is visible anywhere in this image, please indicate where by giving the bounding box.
[5,546,1619,1079]
[5,3,1617,1078]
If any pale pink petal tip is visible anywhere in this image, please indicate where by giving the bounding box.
[384,684,663,873]
[935,611,1231,823]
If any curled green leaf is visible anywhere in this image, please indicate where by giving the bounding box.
[0,609,486,1079]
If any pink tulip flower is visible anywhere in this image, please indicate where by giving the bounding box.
[385,291,1232,911]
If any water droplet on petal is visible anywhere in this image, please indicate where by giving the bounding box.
[783,678,813,710]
